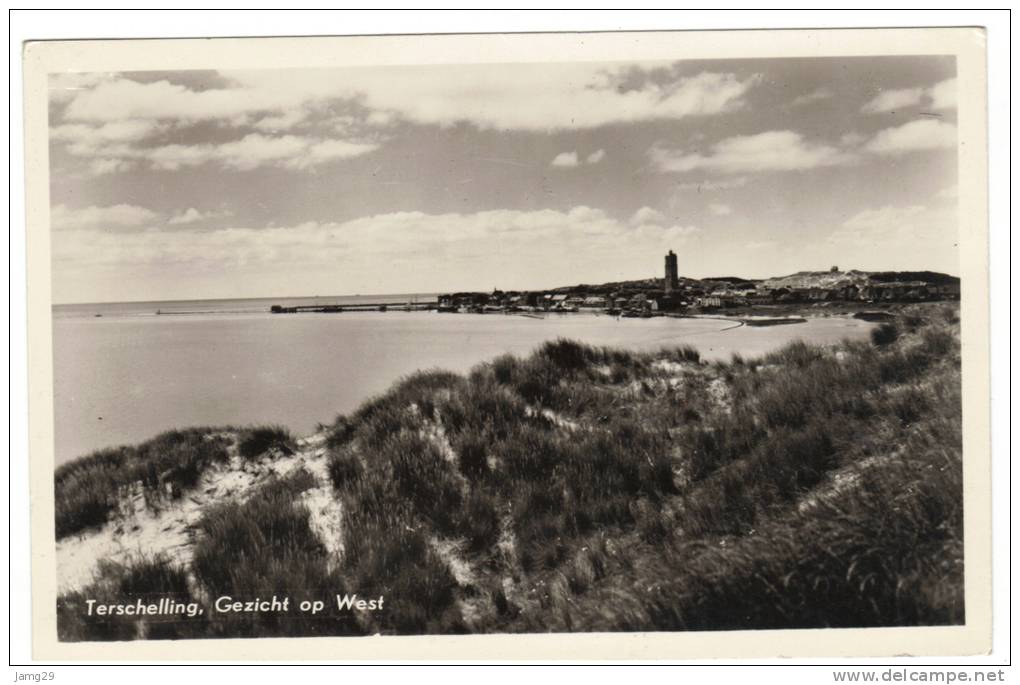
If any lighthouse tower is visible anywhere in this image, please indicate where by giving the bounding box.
[664,250,679,294]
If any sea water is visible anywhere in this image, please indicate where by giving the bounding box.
[52,298,874,465]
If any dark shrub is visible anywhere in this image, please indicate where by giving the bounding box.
[455,434,489,479]
[634,500,672,544]
[192,490,325,595]
[901,313,926,332]
[674,345,702,364]
[54,429,229,539]
[55,485,118,540]
[764,340,823,367]
[871,323,899,346]
[608,363,631,384]
[327,450,363,490]
[455,489,502,551]
[262,467,318,498]
[381,433,463,533]
[921,328,956,358]
[491,354,519,385]
[887,385,931,426]
[538,338,595,371]
[646,435,963,631]
[341,499,458,634]
[325,416,355,449]
[187,470,365,638]
[57,555,207,641]
[238,425,294,460]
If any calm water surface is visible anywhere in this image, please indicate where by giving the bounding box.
[53,299,874,465]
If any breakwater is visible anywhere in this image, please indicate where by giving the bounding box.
[271,302,437,313]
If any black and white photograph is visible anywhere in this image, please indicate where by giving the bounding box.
[23,26,991,659]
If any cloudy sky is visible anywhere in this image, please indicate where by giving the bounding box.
[48,55,958,304]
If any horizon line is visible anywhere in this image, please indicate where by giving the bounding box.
[52,266,961,308]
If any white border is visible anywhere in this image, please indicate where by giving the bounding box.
[8,9,1011,670]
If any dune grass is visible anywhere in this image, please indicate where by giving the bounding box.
[54,428,231,539]
[54,423,303,540]
[56,554,208,641]
[56,303,963,639]
[237,425,296,460]
[188,468,363,638]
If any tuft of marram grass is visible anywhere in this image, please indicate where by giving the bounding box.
[56,554,207,642]
[55,428,230,539]
[237,424,295,460]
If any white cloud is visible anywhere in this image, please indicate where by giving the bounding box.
[88,158,135,175]
[50,66,762,177]
[861,78,957,114]
[552,149,607,167]
[630,206,665,226]
[551,151,579,168]
[48,72,114,104]
[144,143,219,171]
[215,135,308,170]
[168,208,206,225]
[240,67,762,131]
[842,205,926,232]
[830,204,936,246]
[365,110,398,127]
[373,67,757,130]
[167,207,234,225]
[791,88,833,107]
[627,207,699,244]
[297,139,378,169]
[825,204,959,275]
[60,132,378,173]
[674,177,748,191]
[656,117,957,178]
[861,87,925,114]
[865,119,956,155]
[650,224,700,241]
[652,130,854,174]
[62,77,291,124]
[50,120,165,161]
[53,206,702,296]
[656,118,956,175]
[252,109,308,132]
[928,78,957,110]
[57,66,761,132]
[708,203,733,216]
[51,203,159,231]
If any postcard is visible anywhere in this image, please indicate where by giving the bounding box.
[23,26,990,660]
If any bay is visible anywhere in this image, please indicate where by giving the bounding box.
[52,300,874,465]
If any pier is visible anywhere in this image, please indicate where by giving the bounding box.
[270,302,437,314]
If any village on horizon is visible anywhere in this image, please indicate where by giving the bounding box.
[273,250,961,318]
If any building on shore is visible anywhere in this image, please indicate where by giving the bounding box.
[428,259,960,317]
[664,250,679,294]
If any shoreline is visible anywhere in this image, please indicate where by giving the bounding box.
[61,297,923,324]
